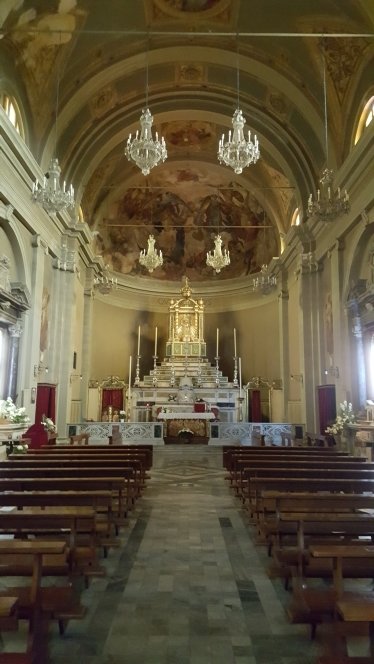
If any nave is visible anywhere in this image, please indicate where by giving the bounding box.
[1,446,323,664]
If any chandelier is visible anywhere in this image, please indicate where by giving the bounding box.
[32,35,75,214]
[252,264,277,295]
[139,234,163,273]
[308,168,350,221]
[307,47,350,222]
[94,266,118,295]
[206,234,230,274]
[125,39,167,175]
[218,109,260,174]
[32,157,75,213]
[217,41,260,174]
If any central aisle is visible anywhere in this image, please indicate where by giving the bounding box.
[50,446,320,664]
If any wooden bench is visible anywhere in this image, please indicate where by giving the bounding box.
[34,443,154,469]
[233,458,368,500]
[0,507,103,583]
[0,540,83,658]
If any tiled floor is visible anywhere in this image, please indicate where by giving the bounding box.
[0,446,362,663]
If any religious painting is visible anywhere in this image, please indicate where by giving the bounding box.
[96,167,278,281]
[162,121,215,152]
[324,291,333,357]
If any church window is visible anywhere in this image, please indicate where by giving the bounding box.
[354,95,374,145]
[0,93,24,137]
[291,207,300,226]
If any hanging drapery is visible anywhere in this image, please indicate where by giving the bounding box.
[317,384,336,434]
[35,383,56,425]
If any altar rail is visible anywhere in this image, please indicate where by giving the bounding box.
[67,422,294,445]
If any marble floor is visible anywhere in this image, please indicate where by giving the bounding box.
[0,446,358,663]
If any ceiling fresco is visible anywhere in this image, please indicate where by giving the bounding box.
[1,0,372,287]
[96,166,278,281]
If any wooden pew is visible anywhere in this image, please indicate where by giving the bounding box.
[12,454,149,490]
[0,540,82,659]
[249,477,374,521]
[32,444,154,469]
[1,462,142,505]
[223,445,350,470]
[231,457,368,497]
[0,507,102,583]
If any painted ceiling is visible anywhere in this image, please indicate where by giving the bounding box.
[1,0,373,281]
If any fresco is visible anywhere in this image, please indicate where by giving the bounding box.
[96,172,278,281]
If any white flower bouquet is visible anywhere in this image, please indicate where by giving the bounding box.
[325,400,356,435]
[0,397,30,424]
[41,415,57,433]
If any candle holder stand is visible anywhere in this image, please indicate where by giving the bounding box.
[233,356,239,387]
[215,356,220,388]
[238,395,244,422]
[152,355,158,387]
[134,354,141,387]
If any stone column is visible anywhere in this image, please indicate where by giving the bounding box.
[6,321,23,401]
[351,305,367,409]
[81,270,95,420]
[278,270,289,421]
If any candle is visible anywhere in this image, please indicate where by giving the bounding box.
[154,326,158,356]
[239,357,242,393]
[216,328,219,356]
[128,355,132,403]
[234,328,237,357]
[137,325,141,355]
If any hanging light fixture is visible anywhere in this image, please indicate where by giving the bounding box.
[125,37,167,175]
[139,235,163,273]
[218,38,260,174]
[32,33,75,214]
[94,265,118,295]
[206,234,230,274]
[252,264,277,295]
[307,45,350,222]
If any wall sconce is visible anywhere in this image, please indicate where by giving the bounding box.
[34,363,48,378]
[324,366,339,378]
[70,374,83,384]
[290,374,303,384]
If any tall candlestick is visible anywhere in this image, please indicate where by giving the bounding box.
[137,325,141,355]
[128,355,132,402]
[216,328,219,356]
[234,328,237,356]
[239,357,242,393]
[154,326,158,356]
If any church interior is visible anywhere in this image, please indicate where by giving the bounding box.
[1,1,374,662]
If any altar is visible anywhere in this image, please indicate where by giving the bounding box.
[157,412,214,445]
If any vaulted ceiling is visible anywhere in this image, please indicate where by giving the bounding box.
[1,0,373,281]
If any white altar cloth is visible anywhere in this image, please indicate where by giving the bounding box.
[157,412,215,420]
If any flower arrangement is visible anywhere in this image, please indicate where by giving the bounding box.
[325,400,356,435]
[0,397,30,425]
[6,440,28,456]
[41,415,57,433]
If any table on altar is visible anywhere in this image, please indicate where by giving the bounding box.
[157,411,214,444]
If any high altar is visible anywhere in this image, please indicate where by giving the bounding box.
[78,278,292,445]
[130,277,241,440]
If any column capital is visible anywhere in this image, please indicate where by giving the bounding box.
[9,321,23,338]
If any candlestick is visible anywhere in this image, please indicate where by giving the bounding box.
[216,328,219,356]
[154,326,158,356]
[137,325,141,355]
[234,328,237,357]
[128,355,132,402]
